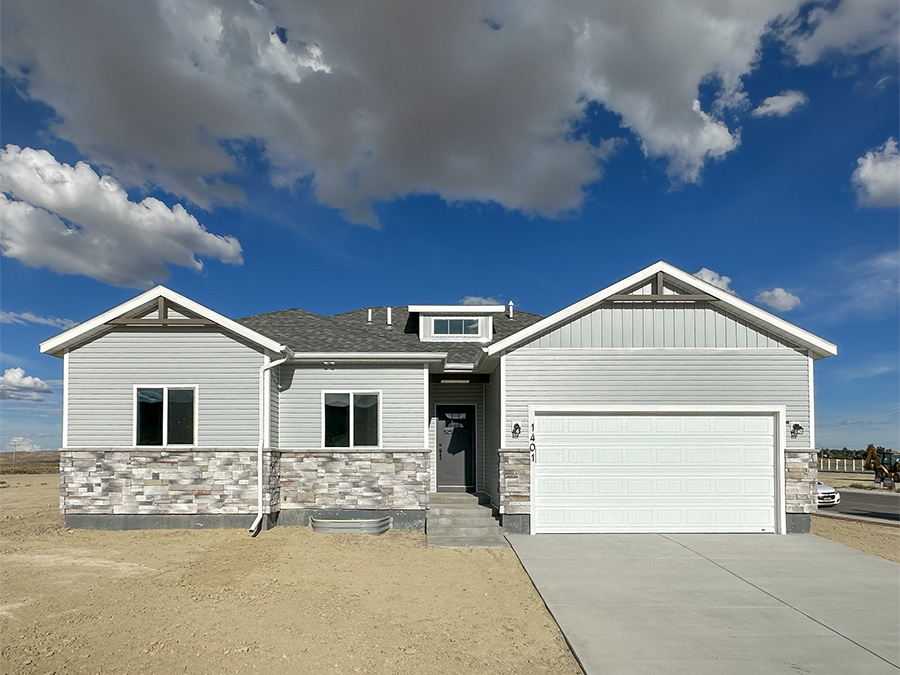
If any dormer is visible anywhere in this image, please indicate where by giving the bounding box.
[408,304,506,343]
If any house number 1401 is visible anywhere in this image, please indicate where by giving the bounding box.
[530,423,536,463]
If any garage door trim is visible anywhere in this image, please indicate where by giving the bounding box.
[528,405,787,535]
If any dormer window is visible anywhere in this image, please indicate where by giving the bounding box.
[408,305,506,343]
[434,318,480,336]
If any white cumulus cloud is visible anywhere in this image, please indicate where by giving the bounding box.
[1,2,893,226]
[459,296,501,306]
[852,137,900,207]
[751,90,808,117]
[0,367,53,402]
[0,310,76,329]
[786,0,899,66]
[694,268,738,295]
[755,287,801,311]
[0,146,243,287]
[7,436,42,452]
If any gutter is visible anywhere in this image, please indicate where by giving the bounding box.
[249,346,293,536]
[288,352,447,364]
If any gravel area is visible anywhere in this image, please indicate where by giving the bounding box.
[0,474,580,675]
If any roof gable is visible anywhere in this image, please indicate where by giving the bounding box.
[486,261,837,359]
[39,286,285,357]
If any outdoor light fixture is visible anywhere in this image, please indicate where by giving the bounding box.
[790,423,804,438]
[511,423,521,439]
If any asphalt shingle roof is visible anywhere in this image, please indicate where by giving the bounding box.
[237,305,545,363]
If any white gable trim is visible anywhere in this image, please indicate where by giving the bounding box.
[39,286,285,357]
[485,261,837,359]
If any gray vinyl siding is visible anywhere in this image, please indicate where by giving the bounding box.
[278,365,426,449]
[428,383,486,493]
[504,349,811,450]
[67,328,265,447]
[269,366,280,449]
[522,302,795,350]
[483,367,501,505]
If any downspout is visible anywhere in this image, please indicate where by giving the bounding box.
[250,346,292,536]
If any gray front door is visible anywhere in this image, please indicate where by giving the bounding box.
[436,404,476,491]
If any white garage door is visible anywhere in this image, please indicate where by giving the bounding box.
[532,412,777,534]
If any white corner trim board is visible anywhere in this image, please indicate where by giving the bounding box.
[62,349,69,448]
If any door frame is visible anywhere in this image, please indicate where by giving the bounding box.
[528,404,787,535]
[435,403,477,492]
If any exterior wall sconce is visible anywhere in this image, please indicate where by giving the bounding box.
[511,423,521,439]
[790,423,804,439]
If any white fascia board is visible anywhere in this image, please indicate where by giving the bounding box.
[442,362,477,372]
[408,305,506,314]
[486,261,837,359]
[39,285,285,356]
[290,352,447,363]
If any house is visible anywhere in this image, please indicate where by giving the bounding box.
[40,261,836,535]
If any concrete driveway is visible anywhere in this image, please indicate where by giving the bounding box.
[508,534,900,674]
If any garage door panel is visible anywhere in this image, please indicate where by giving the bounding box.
[532,413,777,534]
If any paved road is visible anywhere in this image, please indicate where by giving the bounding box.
[509,533,900,675]
[824,489,900,522]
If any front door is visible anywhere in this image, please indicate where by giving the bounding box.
[436,404,476,491]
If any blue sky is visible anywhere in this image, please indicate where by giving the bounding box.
[1,1,898,453]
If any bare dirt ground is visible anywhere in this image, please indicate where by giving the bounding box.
[811,515,900,563]
[817,471,899,491]
[0,474,581,675]
[0,451,60,475]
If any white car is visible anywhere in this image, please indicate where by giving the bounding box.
[817,481,841,507]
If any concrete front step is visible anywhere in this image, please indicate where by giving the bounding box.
[428,492,490,505]
[427,515,502,528]
[427,504,498,517]
[427,524,505,536]
[427,535,509,548]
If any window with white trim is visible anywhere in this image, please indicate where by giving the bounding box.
[324,392,380,448]
[421,316,492,342]
[135,386,196,446]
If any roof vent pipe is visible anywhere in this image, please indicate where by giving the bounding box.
[508,301,514,319]
[367,308,372,323]
[386,307,392,327]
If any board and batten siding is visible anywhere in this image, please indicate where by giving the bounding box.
[428,383,486,493]
[504,349,811,450]
[522,302,795,350]
[278,365,426,449]
[483,367,501,505]
[66,329,266,447]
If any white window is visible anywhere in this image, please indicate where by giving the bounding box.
[323,392,380,448]
[421,316,492,342]
[434,318,480,336]
[134,386,197,446]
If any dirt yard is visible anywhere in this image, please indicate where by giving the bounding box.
[811,514,900,563]
[817,471,899,491]
[0,474,581,675]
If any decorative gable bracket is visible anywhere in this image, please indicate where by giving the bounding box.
[106,297,216,327]
[607,271,717,302]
